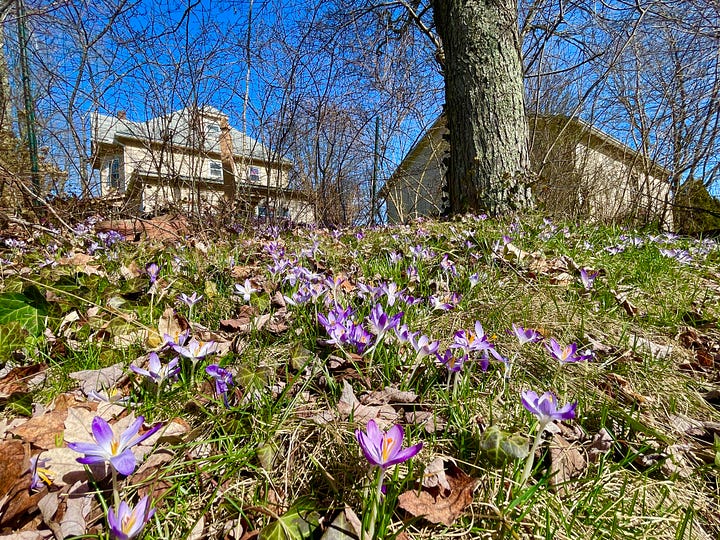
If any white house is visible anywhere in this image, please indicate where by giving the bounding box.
[91,106,314,223]
[383,114,672,228]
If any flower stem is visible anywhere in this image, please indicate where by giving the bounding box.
[111,467,121,510]
[520,424,546,486]
[365,467,386,539]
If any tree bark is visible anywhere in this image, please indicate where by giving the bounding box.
[432,0,532,215]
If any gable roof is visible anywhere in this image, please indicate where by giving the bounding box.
[92,106,289,165]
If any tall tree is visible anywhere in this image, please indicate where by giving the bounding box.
[432,0,531,215]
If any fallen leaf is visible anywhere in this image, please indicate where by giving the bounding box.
[422,457,451,491]
[10,408,69,450]
[405,411,445,434]
[61,481,92,537]
[0,363,47,401]
[587,428,613,463]
[337,381,398,427]
[69,363,126,396]
[548,433,586,496]
[362,386,418,405]
[131,449,175,501]
[398,461,479,527]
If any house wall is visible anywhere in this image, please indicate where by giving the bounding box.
[575,141,672,227]
[386,126,447,222]
[385,117,672,228]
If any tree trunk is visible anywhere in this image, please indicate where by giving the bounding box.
[432,0,531,215]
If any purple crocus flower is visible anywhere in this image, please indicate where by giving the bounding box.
[67,416,162,476]
[409,333,440,359]
[130,352,179,385]
[511,323,541,346]
[145,263,160,283]
[440,254,457,276]
[29,454,53,491]
[234,279,258,302]
[436,349,467,373]
[579,269,598,291]
[469,273,481,288]
[545,338,592,363]
[521,390,577,429]
[451,321,505,370]
[355,419,423,469]
[172,338,217,363]
[107,495,155,540]
[178,292,203,307]
[367,303,403,341]
[394,324,416,344]
[346,322,375,354]
[206,364,234,407]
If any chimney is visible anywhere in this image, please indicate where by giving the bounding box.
[219,117,236,200]
[117,110,126,120]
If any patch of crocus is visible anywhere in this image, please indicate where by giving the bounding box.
[162,329,190,348]
[520,390,577,484]
[469,273,481,288]
[29,454,53,491]
[234,279,258,302]
[355,419,423,470]
[67,416,162,476]
[130,352,179,386]
[145,262,160,283]
[393,324,416,345]
[107,496,155,540]
[206,364,234,407]
[511,323,541,346]
[545,338,592,363]
[579,268,598,291]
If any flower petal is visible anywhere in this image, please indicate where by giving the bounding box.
[110,449,137,476]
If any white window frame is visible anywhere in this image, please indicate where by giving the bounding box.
[209,161,222,178]
[248,166,260,183]
[109,158,120,189]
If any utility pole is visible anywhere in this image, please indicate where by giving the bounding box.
[370,116,379,226]
[16,0,40,198]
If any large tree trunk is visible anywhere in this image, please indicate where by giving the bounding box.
[432,0,532,215]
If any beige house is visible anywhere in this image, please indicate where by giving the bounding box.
[91,106,314,223]
[384,115,672,227]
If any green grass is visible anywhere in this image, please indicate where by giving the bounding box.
[1,212,719,539]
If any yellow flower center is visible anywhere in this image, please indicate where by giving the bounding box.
[382,436,396,462]
[122,513,138,533]
[110,438,120,455]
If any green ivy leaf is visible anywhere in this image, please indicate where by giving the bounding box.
[0,322,29,355]
[479,425,530,465]
[0,290,49,336]
[259,501,320,540]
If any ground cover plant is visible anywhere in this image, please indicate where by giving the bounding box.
[1,213,719,539]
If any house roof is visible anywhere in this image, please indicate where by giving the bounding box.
[92,106,290,165]
[382,113,671,195]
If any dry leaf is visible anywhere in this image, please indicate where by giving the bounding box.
[131,449,175,501]
[69,363,126,396]
[337,381,398,427]
[10,408,68,450]
[422,457,451,491]
[548,433,586,496]
[0,363,47,401]
[362,386,418,405]
[61,481,92,537]
[321,506,366,540]
[398,461,479,526]
[587,428,613,464]
[405,411,445,434]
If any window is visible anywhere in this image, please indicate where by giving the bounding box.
[206,122,220,138]
[248,166,260,183]
[257,205,267,218]
[110,158,120,188]
[282,207,290,219]
[209,161,222,178]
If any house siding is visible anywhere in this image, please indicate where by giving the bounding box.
[386,115,672,228]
